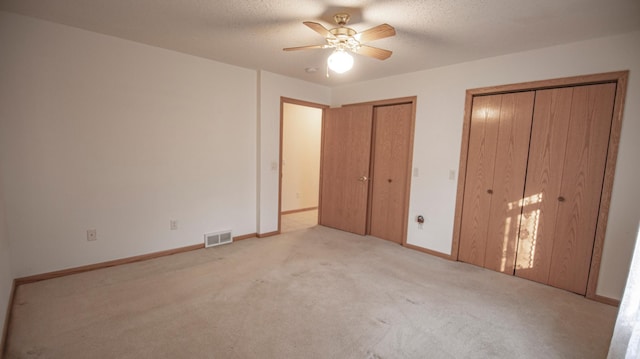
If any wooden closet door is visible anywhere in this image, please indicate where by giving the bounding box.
[458,92,534,273]
[483,92,534,273]
[458,95,501,268]
[516,83,616,294]
[369,103,413,244]
[319,106,373,235]
[515,88,573,285]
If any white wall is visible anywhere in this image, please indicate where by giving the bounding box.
[608,225,640,358]
[281,103,322,212]
[258,71,330,234]
[0,12,258,277]
[0,171,12,348]
[332,31,640,300]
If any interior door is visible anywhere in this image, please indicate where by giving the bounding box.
[319,105,373,235]
[516,83,616,294]
[458,92,534,273]
[369,103,413,244]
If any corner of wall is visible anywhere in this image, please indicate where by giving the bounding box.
[257,70,331,234]
[256,70,263,234]
[0,168,14,356]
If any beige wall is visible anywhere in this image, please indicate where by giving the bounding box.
[281,103,322,212]
[1,10,638,302]
[0,12,258,277]
[332,30,640,300]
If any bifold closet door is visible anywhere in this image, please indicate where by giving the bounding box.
[515,83,616,295]
[369,103,413,244]
[458,91,534,274]
[319,105,373,235]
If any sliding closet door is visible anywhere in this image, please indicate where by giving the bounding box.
[319,106,373,235]
[516,83,616,294]
[369,103,413,244]
[458,92,534,273]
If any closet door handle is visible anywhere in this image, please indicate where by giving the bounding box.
[558,196,565,202]
[487,189,493,194]
[358,176,369,182]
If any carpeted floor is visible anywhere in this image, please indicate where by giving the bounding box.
[5,226,617,358]
[281,209,318,233]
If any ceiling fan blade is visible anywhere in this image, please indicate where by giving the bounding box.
[354,24,396,43]
[356,45,393,60]
[303,21,336,39]
[283,45,325,51]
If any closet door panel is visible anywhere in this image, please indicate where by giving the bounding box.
[369,103,413,244]
[515,88,573,284]
[458,95,502,268]
[548,83,616,294]
[319,105,373,235]
[483,91,535,274]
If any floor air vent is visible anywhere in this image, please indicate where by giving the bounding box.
[205,230,233,248]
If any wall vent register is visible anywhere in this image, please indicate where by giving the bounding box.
[205,230,233,248]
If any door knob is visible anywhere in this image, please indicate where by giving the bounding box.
[487,189,493,194]
[558,196,565,202]
[358,176,369,182]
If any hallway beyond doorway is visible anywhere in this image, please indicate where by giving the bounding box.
[281,209,318,233]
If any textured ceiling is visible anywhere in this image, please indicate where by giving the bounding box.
[1,0,639,87]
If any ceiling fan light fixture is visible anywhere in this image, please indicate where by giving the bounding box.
[327,49,354,73]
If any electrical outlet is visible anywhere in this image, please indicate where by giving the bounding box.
[170,220,178,230]
[87,229,97,241]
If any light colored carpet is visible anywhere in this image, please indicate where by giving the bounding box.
[6,226,617,358]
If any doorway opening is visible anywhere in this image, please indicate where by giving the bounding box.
[279,98,327,233]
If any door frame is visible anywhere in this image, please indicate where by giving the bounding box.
[343,96,418,246]
[451,71,628,303]
[278,97,329,233]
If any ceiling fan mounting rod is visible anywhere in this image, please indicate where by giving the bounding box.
[333,13,350,26]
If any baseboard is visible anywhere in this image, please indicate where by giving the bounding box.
[592,294,620,307]
[281,207,318,215]
[233,233,257,241]
[15,243,205,285]
[401,243,620,306]
[403,242,620,306]
[257,231,279,238]
[14,231,264,286]
[1,279,16,358]
[403,243,454,260]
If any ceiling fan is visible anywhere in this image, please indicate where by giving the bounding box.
[283,13,396,74]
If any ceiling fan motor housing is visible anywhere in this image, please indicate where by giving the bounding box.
[330,27,356,38]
